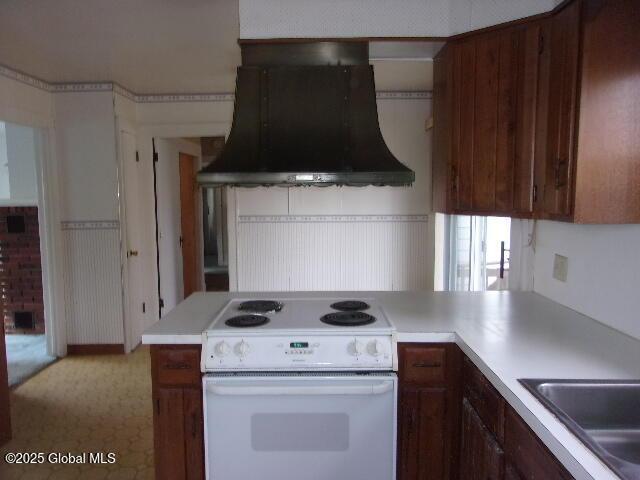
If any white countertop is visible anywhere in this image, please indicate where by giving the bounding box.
[142,291,640,480]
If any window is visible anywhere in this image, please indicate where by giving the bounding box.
[441,215,511,292]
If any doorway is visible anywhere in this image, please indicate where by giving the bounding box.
[200,136,228,292]
[153,136,228,317]
[0,122,55,386]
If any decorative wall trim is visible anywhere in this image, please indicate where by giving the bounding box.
[0,63,431,103]
[0,63,50,92]
[238,214,429,223]
[51,82,115,93]
[61,220,120,230]
[135,93,235,103]
[376,91,432,100]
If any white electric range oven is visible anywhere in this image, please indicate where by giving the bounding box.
[201,298,398,480]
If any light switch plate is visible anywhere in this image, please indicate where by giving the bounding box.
[553,254,569,282]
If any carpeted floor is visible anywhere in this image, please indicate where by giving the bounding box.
[6,334,57,386]
[0,346,154,480]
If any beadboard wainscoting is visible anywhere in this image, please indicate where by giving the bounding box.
[236,215,430,291]
[61,221,124,345]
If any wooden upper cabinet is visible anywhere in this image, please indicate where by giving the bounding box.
[540,0,581,219]
[571,0,640,223]
[433,21,541,217]
[434,0,640,223]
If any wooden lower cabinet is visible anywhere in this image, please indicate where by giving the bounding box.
[150,343,574,480]
[397,343,574,480]
[398,387,447,479]
[151,345,204,480]
[397,343,462,480]
[459,398,504,480]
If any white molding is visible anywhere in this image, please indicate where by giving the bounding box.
[0,63,431,103]
[135,93,235,103]
[376,91,432,100]
[60,220,120,230]
[0,63,50,92]
[50,82,114,93]
[238,214,429,223]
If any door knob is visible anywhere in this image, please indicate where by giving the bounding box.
[127,250,139,258]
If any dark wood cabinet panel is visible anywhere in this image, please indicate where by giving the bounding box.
[542,0,581,218]
[151,345,204,480]
[398,387,447,480]
[154,387,188,480]
[504,406,573,480]
[572,0,640,223]
[184,388,205,480]
[462,357,505,444]
[459,398,504,480]
[397,343,463,480]
[433,21,541,217]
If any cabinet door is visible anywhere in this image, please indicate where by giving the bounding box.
[398,387,447,480]
[184,388,205,480]
[543,0,581,217]
[459,398,504,480]
[154,387,188,480]
[448,24,539,216]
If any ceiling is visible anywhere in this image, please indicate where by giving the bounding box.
[0,0,432,94]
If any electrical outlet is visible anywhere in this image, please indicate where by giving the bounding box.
[553,254,569,282]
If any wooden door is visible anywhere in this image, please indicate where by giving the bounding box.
[398,387,447,480]
[0,327,10,446]
[179,153,198,298]
[543,0,581,218]
[459,398,504,480]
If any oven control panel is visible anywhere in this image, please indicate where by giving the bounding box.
[202,334,395,371]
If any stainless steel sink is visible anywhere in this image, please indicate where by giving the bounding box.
[519,379,640,480]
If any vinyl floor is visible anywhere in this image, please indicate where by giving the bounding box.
[0,346,154,479]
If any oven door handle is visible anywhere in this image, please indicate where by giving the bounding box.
[206,381,394,396]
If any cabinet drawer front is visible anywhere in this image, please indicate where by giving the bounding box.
[505,407,573,480]
[155,347,201,387]
[463,357,505,442]
[400,346,446,385]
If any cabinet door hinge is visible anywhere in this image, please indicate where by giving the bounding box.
[135,151,140,162]
[153,151,159,162]
[533,185,538,203]
[142,302,146,314]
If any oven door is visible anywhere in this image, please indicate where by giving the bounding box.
[203,373,397,480]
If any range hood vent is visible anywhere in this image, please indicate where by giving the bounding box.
[197,42,415,187]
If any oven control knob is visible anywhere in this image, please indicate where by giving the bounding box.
[214,341,231,357]
[367,339,385,357]
[347,340,365,356]
[234,340,250,358]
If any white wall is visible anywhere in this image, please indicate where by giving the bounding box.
[54,90,125,346]
[154,137,202,314]
[0,122,39,205]
[54,91,119,220]
[532,221,640,341]
[239,0,557,38]
[232,96,434,291]
[0,72,52,128]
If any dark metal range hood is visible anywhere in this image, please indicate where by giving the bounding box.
[196,42,415,187]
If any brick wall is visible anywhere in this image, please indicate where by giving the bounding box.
[0,207,44,334]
